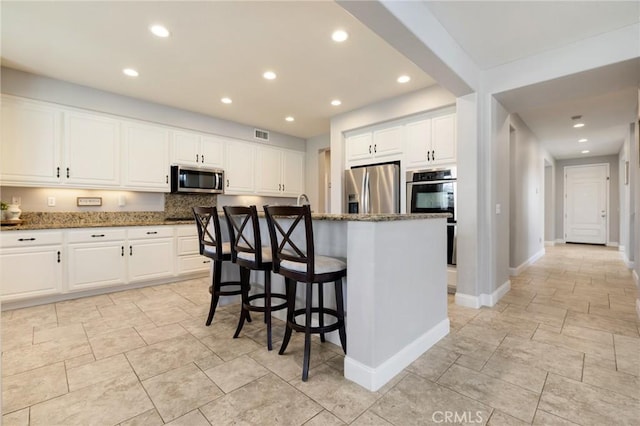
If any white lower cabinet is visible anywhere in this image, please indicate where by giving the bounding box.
[67,229,127,291]
[175,225,210,275]
[127,230,174,282]
[0,231,63,301]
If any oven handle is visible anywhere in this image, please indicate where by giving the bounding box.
[407,179,456,185]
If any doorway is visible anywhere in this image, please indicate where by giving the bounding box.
[564,164,609,244]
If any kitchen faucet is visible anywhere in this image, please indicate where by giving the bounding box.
[296,193,310,206]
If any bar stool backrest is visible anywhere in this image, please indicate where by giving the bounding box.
[223,205,265,266]
[193,206,223,260]
[263,204,315,281]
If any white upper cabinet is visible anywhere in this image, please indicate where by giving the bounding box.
[1,96,62,185]
[430,113,456,165]
[346,126,403,167]
[122,121,170,191]
[255,146,305,197]
[224,140,255,194]
[172,130,224,168]
[64,111,120,186]
[404,112,457,169]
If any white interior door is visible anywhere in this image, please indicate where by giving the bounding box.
[564,164,608,244]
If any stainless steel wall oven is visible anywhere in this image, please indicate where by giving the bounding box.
[406,168,456,265]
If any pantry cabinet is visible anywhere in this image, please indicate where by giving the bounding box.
[0,231,63,301]
[122,121,170,191]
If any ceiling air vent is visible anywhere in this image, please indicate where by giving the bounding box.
[254,129,270,141]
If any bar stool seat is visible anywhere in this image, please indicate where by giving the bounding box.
[264,204,347,381]
[193,206,246,326]
[224,205,288,350]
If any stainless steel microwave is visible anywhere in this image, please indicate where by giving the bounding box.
[170,165,225,194]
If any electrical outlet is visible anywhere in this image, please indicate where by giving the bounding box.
[12,196,21,205]
[48,197,56,207]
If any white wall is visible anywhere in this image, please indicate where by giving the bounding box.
[492,99,511,288]
[329,85,456,213]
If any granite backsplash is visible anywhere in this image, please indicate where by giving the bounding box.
[164,193,218,219]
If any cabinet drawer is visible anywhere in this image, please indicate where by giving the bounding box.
[67,228,126,243]
[1,231,63,248]
[175,225,197,237]
[178,254,211,275]
[177,235,200,256]
[128,227,173,239]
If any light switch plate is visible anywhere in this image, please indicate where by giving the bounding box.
[495,203,501,214]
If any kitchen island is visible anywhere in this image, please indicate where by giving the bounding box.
[246,213,450,391]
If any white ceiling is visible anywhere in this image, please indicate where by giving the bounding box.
[1,1,638,160]
[0,1,436,139]
[426,1,639,160]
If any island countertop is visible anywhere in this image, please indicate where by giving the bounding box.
[1,211,450,231]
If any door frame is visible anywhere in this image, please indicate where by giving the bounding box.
[563,163,609,244]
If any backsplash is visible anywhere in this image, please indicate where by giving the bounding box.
[164,193,217,219]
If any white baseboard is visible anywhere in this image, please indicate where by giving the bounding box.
[344,318,449,391]
[606,241,619,247]
[636,298,640,321]
[618,245,626,252]
[509,248,545,276]
[633,270,639,288]
[454,280,511,309]
[555,239,565,244]
[544,241,555,247]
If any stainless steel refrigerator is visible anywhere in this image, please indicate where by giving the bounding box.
[344,163,400,214]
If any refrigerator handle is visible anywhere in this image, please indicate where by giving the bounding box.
[364,170,371,213]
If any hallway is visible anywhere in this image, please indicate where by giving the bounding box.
[1,244,639,425]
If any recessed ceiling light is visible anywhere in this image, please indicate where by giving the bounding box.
[578,138,588,143]
[397,75,411,84]
[285,116,295,122]
[573,123,585,128]
[581,150,590,154]
[221,97,232,104]
[150,24,170,38]
[263,71,277,80]
[122,68,139,77]
[331,99,342,106]
[332,30,349,42]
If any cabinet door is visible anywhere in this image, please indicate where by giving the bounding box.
[172,131,200,166]
[255,146,283,195]
[128,238,174,282]
[0,246,62,301]
[65,111,120,186]
[224,141,255,194]
[404,119,431,169]
[373,126,403,158]
[281,149,305,197]
[67,242,127,291]
[345,133,373,162]
[123,122,170,190]
[200,135,224,168]
[1,97,62,185]
[431,114,456,165]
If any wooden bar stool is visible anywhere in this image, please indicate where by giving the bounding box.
[193,206,246,326]
[223,205,287,350]
[263,204,346,381]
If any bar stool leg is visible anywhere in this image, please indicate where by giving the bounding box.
[233,267,251,338]
[265,271,273,350]
[302,281,313,381]
[206,259,223,326]
[334,279,347,353]
[279,278,296,355]
[318,284,325,342]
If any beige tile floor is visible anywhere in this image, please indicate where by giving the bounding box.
[2,244,639,425]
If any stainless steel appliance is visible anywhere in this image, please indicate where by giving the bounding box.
[170,165,224,194]
[407,168,456,265]
[344,162,400,214]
